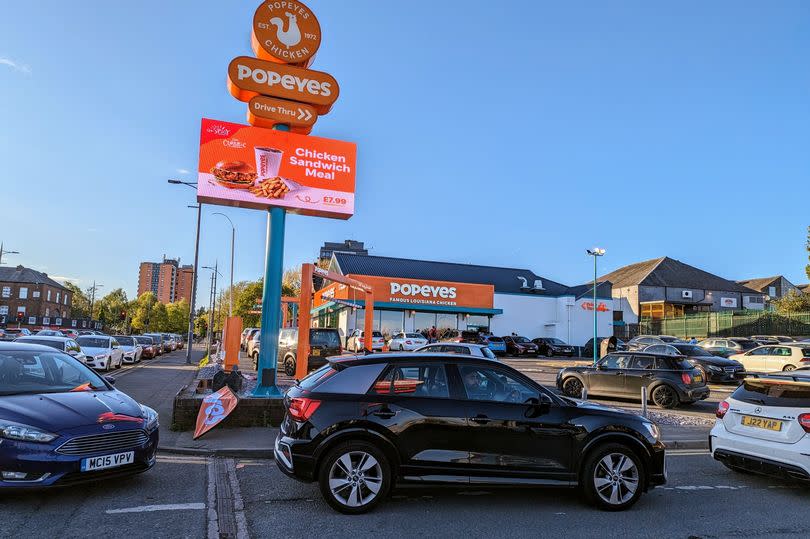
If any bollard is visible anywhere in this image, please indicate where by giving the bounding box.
[641,386,648,418]
[581,387,588,400]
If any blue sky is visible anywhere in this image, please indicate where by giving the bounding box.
[2,0,808,305]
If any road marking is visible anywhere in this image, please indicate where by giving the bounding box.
[106,503,205,514]
[668,449,710,456]
[207,458,218,539]
[226,458,250,539]
[661,485,746,491]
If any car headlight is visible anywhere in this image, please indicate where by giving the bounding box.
[0,420,58,443]
[140,405,159,431]
[642,422,661,441]
[95,354,108,360]
[706,365,722,372]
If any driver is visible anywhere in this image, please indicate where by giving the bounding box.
[463,370,483,393]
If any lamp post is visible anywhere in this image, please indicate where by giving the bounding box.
[0,243,20,265]
[168,179,202,365]
[586,248,606,366]
[88,281,104,327]
[212,212,235,317]
[202,263,221,361]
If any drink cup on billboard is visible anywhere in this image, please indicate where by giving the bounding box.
[255,147,283,180]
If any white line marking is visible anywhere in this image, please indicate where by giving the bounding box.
[227,459,250,539]
[668,450,710,456]
[207,458,218,539]
[661,485,746,491]
[106,503,205,514]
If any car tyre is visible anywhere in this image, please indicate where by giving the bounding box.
[284,356,296,377]
[562,377,584,398]
[651,384,679,409]
[318,441,391,514]
[544,347,553,357]
[581,443,645,511]
[783,364,796,372]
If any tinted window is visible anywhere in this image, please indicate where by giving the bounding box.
[547,338,565,345]
[732,379,810,407]
[441,345,468,355]
[405,333,423,339]
[16,338,65,351]
[513,337,530,343]
[481,347,496,360]
[372,364,449,398]
[116,337,134,346]
[749,347,771,355]
[310,330,340,347]
[600,355,631,369]
[734,340,759,350]
[458,365,536,403]
[487,336,504,343]
[665,358,694,370]
[77,337,110,348]
[372,331,383,338]
[298,365,336,391]
[673,344,710,356]
[135,337,153,345]
[313,363,387,394]
[631,356,655,369]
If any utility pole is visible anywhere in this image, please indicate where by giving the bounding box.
[89,281,103,326]
[0,242,20,266]
[205,262,219,360]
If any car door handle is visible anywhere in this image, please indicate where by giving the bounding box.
[641,373,655,378]
[369,407,397,419]
[469,414,490,424]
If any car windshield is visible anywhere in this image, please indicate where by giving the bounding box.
[76,337,109,348]
[0,349,108,395]
[116,337,134,345]
[673,344,710,356]
[406,333,423,339]
[310,330,340,347]
[135,337,153,345]
[513,337,530,343]
[547,338,566,345]
[731,339,758,350]
[659,336,680,343]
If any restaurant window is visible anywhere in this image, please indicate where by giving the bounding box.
[379,310,404,340]
[19,287,28,299]
[465,315,490,331]
[436,313,457,339]
[354,309,381,332]
[413,312,436,336]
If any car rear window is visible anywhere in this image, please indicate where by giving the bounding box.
[733,339,759,350]
[372,331,383,338]
[298,365,336,391]
[664,358,694,370]
[311,363,388,394]
[310,330,340,347]
[116,337,134,345]
[732,378,810,407]
[487,336,504,342]
[406,333,423,339]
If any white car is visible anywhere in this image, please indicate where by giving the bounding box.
[414,342,499,360]
[389,332,428,351]
[711,371,810,482]
[114,335,143,364]
[14,335,87,364]
[346,330,385,352]
[76,335,124,371]
[730,343,810,372]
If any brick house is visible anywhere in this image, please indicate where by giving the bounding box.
[0,265,72,326]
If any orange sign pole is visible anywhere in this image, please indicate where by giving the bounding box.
[295,263,314,380]
[364,290,374,353]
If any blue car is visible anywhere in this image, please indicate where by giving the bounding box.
[480,335,507,356]
[0,342,158,488]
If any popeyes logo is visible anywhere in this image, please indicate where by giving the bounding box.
[390,282,458,299]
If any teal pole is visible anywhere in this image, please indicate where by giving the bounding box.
[253,124,290,397]
[593,254,598,366]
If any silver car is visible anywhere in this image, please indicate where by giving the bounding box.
[113,335,143,364]
[14,335,86,363]
[413,342,498,360]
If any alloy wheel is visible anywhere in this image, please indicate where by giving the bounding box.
[652,385,677,408]
[328,451,383,508]
[783,365,796,372]
[593,453,639,506]
[563,377,583,398]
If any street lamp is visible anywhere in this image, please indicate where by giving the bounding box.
[168,179,201,365]
[586,248,606,366]
[88,281,104,326]
[0,242,20,265]
[202,263,222,361]
[212,212,235,317]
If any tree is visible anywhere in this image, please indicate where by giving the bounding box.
[96,288,129,334]
[773,290,810,315]
[151,303,169,332]
[63,282,91,319]
[282,267,301,297]
[194,310,208,338]
[806,225,809,282]
[234,279,264,328]
[130,292,157,333]
[166,299,190,334]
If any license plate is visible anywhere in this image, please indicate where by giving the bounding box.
[741,415,782,431]
[311,348,320,356]
[693,374,703,383]
[81,451,135,472]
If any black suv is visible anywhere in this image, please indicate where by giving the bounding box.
[269,328,342,376]
[276,354,666,514]
[532,337,575,357]
[557,352,710,408]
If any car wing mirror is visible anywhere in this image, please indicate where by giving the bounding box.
[104,376,116,386]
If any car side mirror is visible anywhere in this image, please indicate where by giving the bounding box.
[596,364,605,370]
[525,393,553,418]
[104,376,116,386]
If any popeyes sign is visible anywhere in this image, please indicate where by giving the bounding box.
[348,276,494,310]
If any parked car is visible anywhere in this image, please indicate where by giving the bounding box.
[241,328,259,351]
[582,337,628,359]
[256,328,342,376]
[502,335,539,356]
[642,344,681,356]
[161,333,177,352]
[532,337,575,357]
[771,336,799,343]
[61,329,80,339]
[173,334,185,350]
[142,333,165,355]
[0,341,158,488]
[14,335,86,364]
[2,328,32,340]
[346,330,385,352]
[669,343,745,383]
[750,335,780,346]
[711,371,810,482]
[0,329,11,342]
[113,336,142,364]
[134,336,158,359]
[388,332,428,351]
[79,330,105,336]
[699,337,760,358]
[479,335,507,356]
[275,354,666,513]
[413,343,498,360]
[730,344,810,373]
[557,351,709,408]
[625,335,681,352]
[76,335,124,371]
[36,329,65,337]
[247,330,262,360]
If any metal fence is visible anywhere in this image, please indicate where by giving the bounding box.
[637,311,810,339]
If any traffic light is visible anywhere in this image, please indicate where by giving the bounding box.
[119,311,127,321]
[16,312,24,322]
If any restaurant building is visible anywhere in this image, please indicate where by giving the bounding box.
[312,253,614,346]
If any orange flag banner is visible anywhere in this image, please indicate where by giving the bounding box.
[193,386,239,439]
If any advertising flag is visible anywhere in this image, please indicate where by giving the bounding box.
[193,386,239,439]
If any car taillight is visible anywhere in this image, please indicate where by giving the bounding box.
[798,414,810,433]
[681,373,692,385]
[716,400,730,419]
[288,397,321,421]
